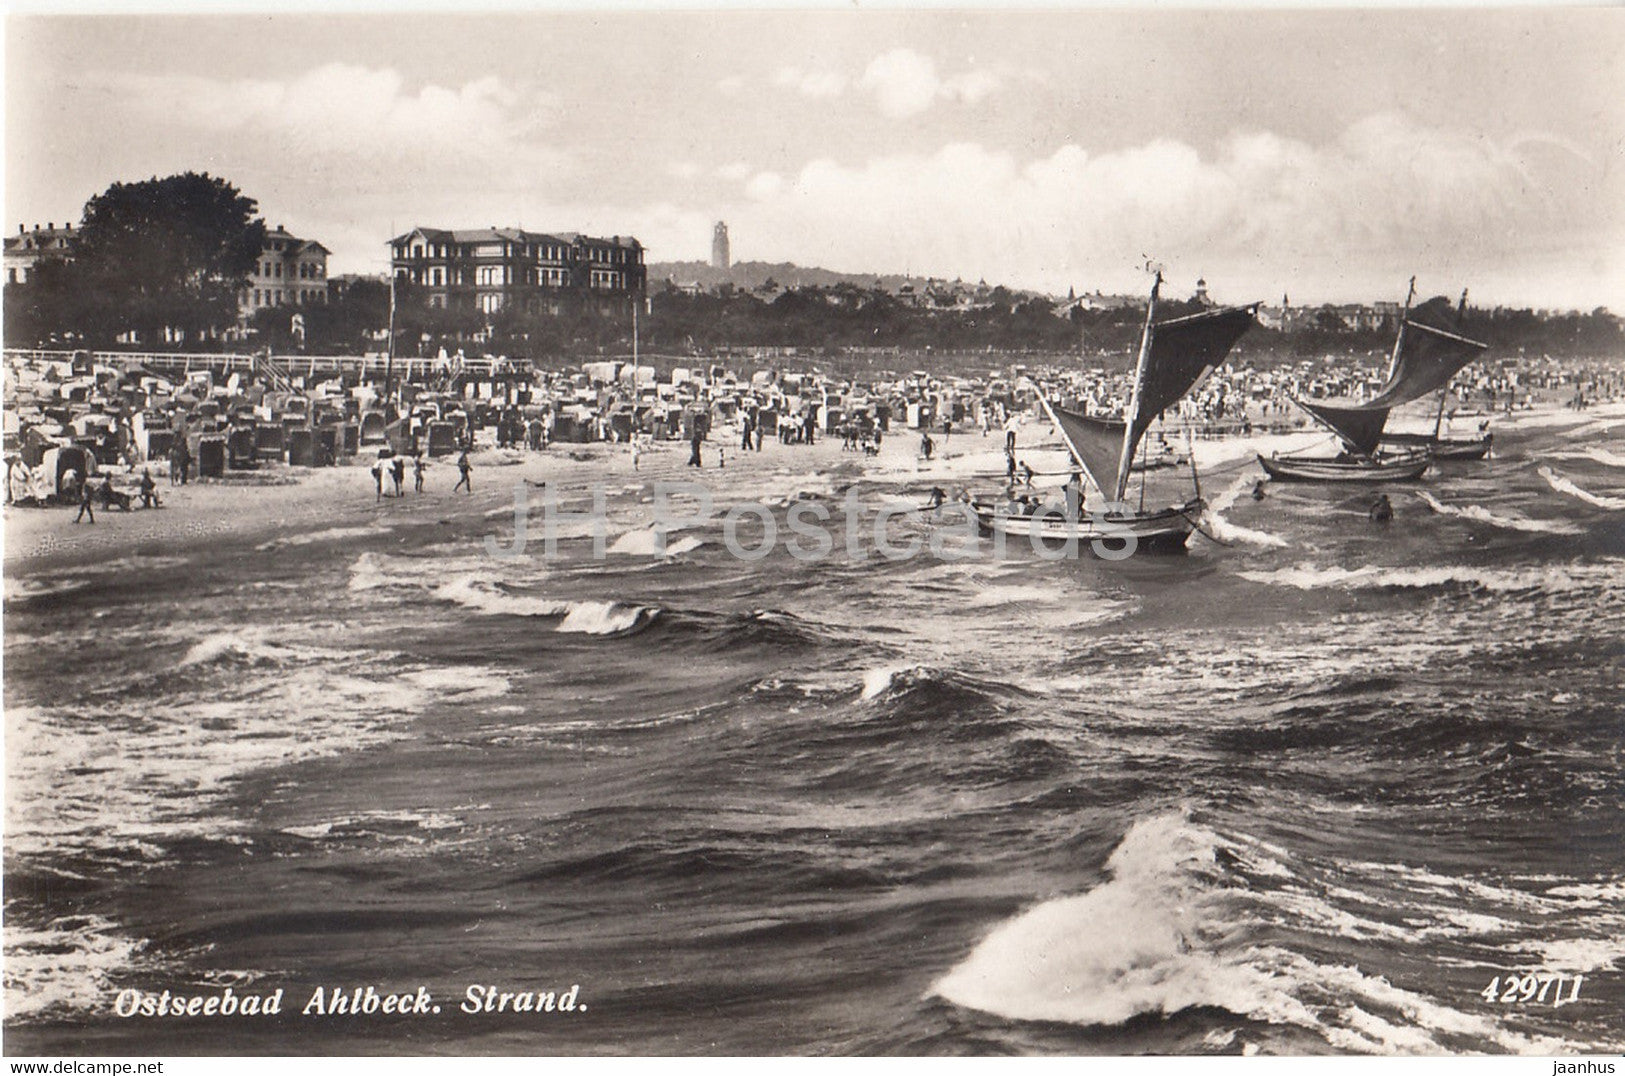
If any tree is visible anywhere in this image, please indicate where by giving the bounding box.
[68,172,266,346]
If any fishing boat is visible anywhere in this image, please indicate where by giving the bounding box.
[1257,451,1430,483]
[1380,430,1492,461]
[973,273,1259,555]
[1260,282,1488,482]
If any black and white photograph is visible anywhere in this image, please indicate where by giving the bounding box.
[3,4,1622,1060]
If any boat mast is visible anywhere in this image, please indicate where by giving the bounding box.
[1385,276,1416,385]
[1184,425,1202,502]
[1114,271,1160,503]
[1431,288,1470,441]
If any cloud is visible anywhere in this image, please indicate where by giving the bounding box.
[744,171,786,200]
[715,161,753,182]
[773,65,847,99]
[717,112,1620,302]
[86,63,560,180]
[859,48,1002,119]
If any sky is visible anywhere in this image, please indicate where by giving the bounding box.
[6,7,1623,309]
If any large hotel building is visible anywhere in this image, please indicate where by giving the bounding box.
[389,227,646,317]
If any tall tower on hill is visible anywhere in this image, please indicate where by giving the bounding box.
[712,221,730,270]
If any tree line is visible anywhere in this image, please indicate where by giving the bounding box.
[6,172,1621,366]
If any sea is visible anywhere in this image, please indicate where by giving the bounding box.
[4,407,1623,1056]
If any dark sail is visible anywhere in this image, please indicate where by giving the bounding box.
[1115,303,1259,498]
[1298,400,1391,457]
[1293,296,1486,456]
[1046,401,1126,500]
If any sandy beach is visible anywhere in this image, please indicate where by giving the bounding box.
[9,398,1618,577]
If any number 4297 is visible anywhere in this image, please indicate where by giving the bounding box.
[1481,973,1583,1006]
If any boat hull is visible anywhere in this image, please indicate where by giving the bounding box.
[1257,453,1430,483]
[971,498,1199,556]
[1379,432,1492,460]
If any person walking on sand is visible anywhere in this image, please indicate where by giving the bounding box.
[630,437,642,472]
[414,455,426,493]
[920,432,934,462]
[454,450,473,493]
[391,456,406,497]
[73,476,95,524]
[688,431,703,468]
[372,456,385,501]
[754,424,764,452]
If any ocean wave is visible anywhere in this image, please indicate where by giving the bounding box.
[1539,466,1625,510]
[1196,475,1287,547]
[608,527,705,557]
[557,600,659,635]
[4,915,156,1022]
[434,576,572,618]
[931,813,1278,1027]
[1415,491,1582,535]
[930,812,1584,1053]
[1237,562,1603,594]
[1203,510,1289,549]
[432,576,659,636]
[858,664,1023,709]
[255,524,385,551]
[280,808,469,844]
[178,630,341,668]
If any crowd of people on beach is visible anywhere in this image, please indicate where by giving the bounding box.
[6,346,1622,535]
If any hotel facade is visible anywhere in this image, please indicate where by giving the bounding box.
[389,227,646,317]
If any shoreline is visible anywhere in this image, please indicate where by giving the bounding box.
[5,400,1618,577]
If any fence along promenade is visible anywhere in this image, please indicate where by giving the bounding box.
[3,349,527,385]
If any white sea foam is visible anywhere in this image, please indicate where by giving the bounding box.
[280,809,468,844]
[931,813,1593,1053]
[1580,446,1625,468]
[1540,466,1625,509]
[1238,562,1599,594]
[555,600,655,635]
[1199,474,1288,547]
[178,630,335,668]
[1204,511,1289,549]
[860,664,919,700]
[255,524,383,551]
[1415,491,1582,535]
[4,916,154,1021]
[608,527,705,557]
[434,576,572,618]
[1209,473,1256,514]
[400,666,511,699]
[1512,937,1624,974]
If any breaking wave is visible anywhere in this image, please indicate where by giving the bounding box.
[608,527,705,557]
[1539,467,1625,510]
[1237,562,1605,594]
[931,812,1583,1053]
[1415,491,1581,535]
[434,577,658,635]
[1203,474,1288,548]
